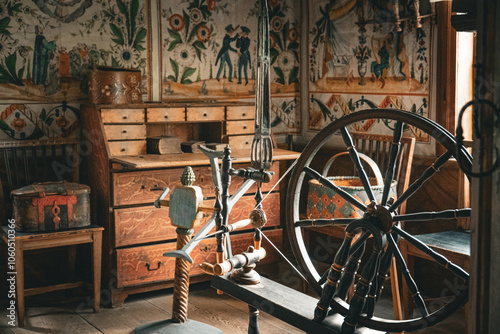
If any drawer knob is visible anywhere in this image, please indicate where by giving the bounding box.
[121,148,126,152]
[122,116,128,120]
[145,261,162,271]
[203,113,207,117]
[243,126,247,129]
[242,113,246,117]
[164,115,168,119]
[122,130,127,133]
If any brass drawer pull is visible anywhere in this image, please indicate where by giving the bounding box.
[145,261,162,271]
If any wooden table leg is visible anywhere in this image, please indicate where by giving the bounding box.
[15,240,25,327]
[92,231,102,313]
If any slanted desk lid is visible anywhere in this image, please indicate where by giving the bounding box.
[11,181,90,198]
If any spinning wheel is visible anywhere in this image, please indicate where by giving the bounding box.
[286,108,472,333]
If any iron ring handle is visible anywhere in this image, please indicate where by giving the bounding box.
[456,99,499,178]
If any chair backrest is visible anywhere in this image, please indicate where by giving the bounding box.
[351,133,416,215]
[0,138,80,223]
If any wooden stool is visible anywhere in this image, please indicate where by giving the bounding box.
[1,225,103,327]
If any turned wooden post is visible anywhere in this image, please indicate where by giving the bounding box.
[169,166,203,323]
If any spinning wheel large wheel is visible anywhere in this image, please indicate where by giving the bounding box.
[286,109,472,333]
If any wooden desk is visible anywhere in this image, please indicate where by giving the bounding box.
[81,102,301,307]
[1,225,103,327]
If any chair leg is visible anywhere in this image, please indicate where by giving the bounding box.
[15,241,25,327]
[389,257,403,334]
[92,231,102,313]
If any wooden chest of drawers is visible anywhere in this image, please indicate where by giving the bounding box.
[81,102,300,307]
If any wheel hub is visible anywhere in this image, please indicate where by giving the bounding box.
[365,200,394,234]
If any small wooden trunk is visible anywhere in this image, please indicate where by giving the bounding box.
[12,182,91,232]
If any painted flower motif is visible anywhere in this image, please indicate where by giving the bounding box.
[170,14,185,31]
[114,44,139,68]
[11,118,26,131]
[55,116,69,128]
[0,4,6,16]
[271,16,283,32]
[207,0,216,10]
[190,8,203,25]
[0,35,15,59]
[174,43,196,67]
[196,25,211,42]
[269,0,279,8]
[277,50,295,71]
[287,28,298,42]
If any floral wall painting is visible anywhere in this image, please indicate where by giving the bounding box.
[308,0,432,134]
[0,0,148,102]
[160,0,301,133]
[161,0,300,99]
[0,102,80,141]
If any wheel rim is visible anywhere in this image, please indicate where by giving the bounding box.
[286,108,472,332]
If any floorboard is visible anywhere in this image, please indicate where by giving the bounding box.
[0,274,467,334]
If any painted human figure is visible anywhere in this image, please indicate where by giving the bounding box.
[215,24,239,82]
[236,26,251,85]
[59,47,70,77]
[32,25,57,85]
[89,44,100,68]
[69,45,81,77]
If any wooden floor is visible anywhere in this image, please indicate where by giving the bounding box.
[0,258,467,334]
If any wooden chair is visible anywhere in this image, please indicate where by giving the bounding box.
[0,138,103,327]
[399,140,472,323]
[304,133,416,321]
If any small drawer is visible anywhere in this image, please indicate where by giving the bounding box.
[226,105,255,120]
[104,124,146,140]
[147,107,185,122]
[228,135,254,150]
[114,205,213,247]
[108,140,146,156]
[112,162,279,206]
[186,106,225,121]
[115,229,283,288]
[226,120,254,135]
[101,109,145,123]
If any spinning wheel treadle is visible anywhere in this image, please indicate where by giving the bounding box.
[286,108,471,333]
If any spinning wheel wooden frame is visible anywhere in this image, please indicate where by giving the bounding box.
[286,108,472,333]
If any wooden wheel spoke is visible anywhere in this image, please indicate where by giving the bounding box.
[393,226,469,280]
[389,151,453,213]
[387,234,429,317]
[341,127,376,202]
[364,245,395,318]
[382,121,403,205]
[393,208,471,222]
[294,218,354,228]
[304,166,367,212]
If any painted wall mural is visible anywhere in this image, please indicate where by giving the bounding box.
[161,0,301,133]
[0,0,148,103]
[0,102,80,141]
[308,0,432,140]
